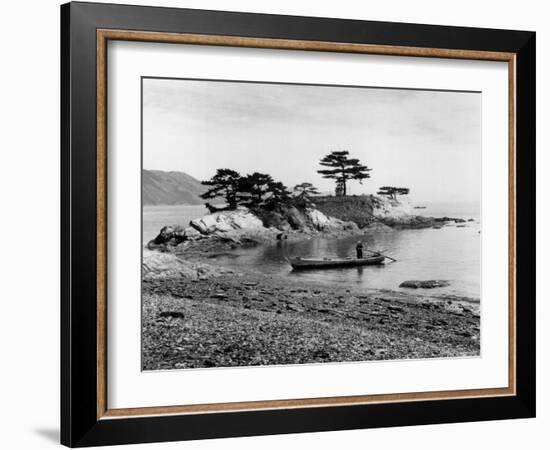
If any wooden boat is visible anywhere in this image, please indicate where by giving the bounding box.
[288,255,385,270]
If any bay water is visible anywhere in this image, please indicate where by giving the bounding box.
[143,202,480,300]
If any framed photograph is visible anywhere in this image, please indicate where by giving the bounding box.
[61,2,536,447]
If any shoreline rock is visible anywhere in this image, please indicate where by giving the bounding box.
[315,195,472,230]
[147,206,361,251]
[190,208,265,234]
[373,197,469,229]
[399,280,452,289]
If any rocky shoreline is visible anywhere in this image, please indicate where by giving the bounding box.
[142,252,480,370]
[146,202,473,256]
[142,272,480,370]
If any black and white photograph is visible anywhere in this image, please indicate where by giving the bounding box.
[141,77,482,370]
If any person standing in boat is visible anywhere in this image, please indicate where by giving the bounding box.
[356,241,364,259]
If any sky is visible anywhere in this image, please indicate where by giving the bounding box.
[143,77,481,203]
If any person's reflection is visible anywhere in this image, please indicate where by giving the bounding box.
[356,265,364,282]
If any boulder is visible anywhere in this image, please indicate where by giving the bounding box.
[149,225,186,247]
[147,224,203,249]
[306,208,332,231]
[305,208,357,232]
[190,208,264,234]
[399,280,451,289]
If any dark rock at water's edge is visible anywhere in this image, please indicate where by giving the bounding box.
[149,225,187,248]
[399,280,452,289]
[384,216,472,230]
[382,215,436,229]
[433,217,467,223]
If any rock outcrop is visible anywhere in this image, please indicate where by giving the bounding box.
[372,197,471,229]
[304,208,358,232]
[371,196,436,228]
[313,195,376,228]
[373,195,414,218]
[147,206,359,250]
[253,205,357,233]
[190,208,265,234]
[148,225,188,247]
[312,194,465,230]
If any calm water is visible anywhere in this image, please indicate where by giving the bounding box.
[143,202,481,300]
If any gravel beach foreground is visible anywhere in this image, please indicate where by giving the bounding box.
[142,269,480,370]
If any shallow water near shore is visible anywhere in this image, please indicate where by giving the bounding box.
[211,225,480,300]
[144,202,481,300]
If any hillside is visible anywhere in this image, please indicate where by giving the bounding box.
[143,169,212,205]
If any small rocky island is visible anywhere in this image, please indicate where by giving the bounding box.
[147,194,469,254]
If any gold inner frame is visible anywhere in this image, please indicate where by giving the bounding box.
[96,29,517,420]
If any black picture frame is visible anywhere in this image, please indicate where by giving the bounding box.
[61,1,535,447]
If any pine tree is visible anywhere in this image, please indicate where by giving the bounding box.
[237,173,292,209]
[377,186,410,200]
[200,169,241,209]
[293,182,319,198]
[293,182,319,206]
[237,172,275,208]
[317,150,372,196]
[264,181,292,209]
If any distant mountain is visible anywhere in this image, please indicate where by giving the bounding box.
[143,169,214,205]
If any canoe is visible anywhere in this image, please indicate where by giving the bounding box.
[288,255,385,270]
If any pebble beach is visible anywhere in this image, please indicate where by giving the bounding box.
[142,261,480,370]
